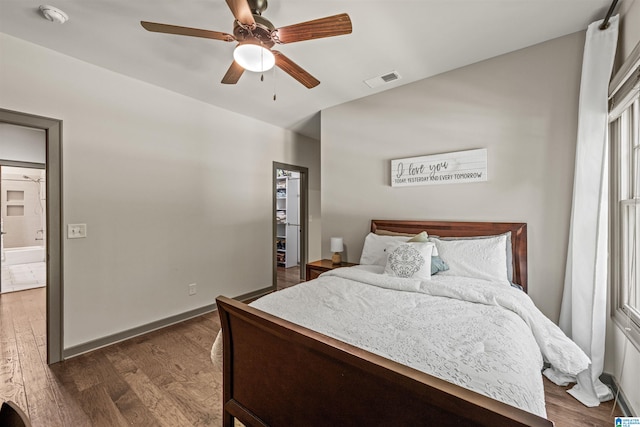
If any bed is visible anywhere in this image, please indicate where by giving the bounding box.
[214,220,589,426]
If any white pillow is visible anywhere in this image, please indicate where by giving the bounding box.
[432,234,510,285]
[360,233,410,266]
[435,232,511,281]
[383,242,434,280]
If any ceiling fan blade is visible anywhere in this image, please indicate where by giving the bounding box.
[141,21,235,42]
[273,51,320,89]
[224,0,256,28]
[221,61,245,84]
[274,13,352,44]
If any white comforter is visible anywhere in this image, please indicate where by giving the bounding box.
[211,266,590,418]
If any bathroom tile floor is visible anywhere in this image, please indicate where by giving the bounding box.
[1,261,46,293]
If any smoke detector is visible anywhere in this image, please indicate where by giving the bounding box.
[39,5,69,24]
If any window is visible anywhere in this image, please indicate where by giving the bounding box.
[610,48,640,348]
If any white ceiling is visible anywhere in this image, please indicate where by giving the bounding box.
[0,0,617,139]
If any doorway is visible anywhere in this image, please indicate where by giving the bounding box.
[0,109,63,364]
[273,162,308,290]
[1,165,47,293]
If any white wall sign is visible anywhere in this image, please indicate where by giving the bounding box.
[391,148,487,187]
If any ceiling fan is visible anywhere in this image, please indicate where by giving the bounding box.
[141,0,352,89]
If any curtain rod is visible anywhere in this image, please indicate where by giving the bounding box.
[599,0,619,30]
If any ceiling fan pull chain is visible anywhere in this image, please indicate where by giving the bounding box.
[273,66,277,101]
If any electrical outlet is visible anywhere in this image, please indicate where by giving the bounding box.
[188,283,197,296]
[67,224,87,239]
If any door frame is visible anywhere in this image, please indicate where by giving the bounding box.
[272,162,308,288]
[0,108,63,364]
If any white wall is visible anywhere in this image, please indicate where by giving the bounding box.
[321,31,584,322]
[0,33,320,349]
[605,0,640,416]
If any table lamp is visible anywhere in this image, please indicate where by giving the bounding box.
[331,237,344,265]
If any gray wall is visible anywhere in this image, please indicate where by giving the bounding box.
[0,33,321,350]
[322,7,640,412]
[321,31,585,323]
[620,0,640,62]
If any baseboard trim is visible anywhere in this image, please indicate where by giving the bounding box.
[601,372,635,416]
[62,286,274,360]
[63,303,218,359]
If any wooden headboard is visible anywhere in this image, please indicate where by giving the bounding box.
[371,220,528,292]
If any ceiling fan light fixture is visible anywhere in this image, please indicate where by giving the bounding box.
[233,43,275,72]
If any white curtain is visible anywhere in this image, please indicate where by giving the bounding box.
[547,15,619,407]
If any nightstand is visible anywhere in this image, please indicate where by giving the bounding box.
[305,259,358,281]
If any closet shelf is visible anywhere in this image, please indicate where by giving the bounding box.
[275,170,298,269]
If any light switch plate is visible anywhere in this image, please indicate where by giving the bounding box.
[68,224,87,239]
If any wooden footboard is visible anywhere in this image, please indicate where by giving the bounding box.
[216,296,553,427]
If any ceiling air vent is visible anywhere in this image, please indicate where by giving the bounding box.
[364,71,402,88]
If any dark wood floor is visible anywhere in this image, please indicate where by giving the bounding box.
[276,265,302,290]
[0,287,624,426]
[1,287,222,426]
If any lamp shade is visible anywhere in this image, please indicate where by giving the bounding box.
[233,43,275,72]
[330,237,344,253]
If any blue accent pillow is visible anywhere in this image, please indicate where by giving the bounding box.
[431,255,449,275]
